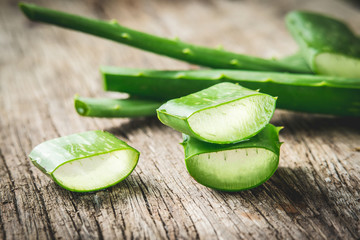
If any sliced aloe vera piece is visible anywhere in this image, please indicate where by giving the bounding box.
[157,82,276,144]
[286,11,360,78]
[29,131,139,192]
[183,124,282,191]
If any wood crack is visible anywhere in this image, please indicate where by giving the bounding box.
[302,141,357,239]
[93,216,104,240]
[261,184,309,237]
[124,177,159,236]
[30,181,56,240]
[157,209,170,240]
[177,200,200,240]
[108,190,117,219]
[118,210,127,240]
[14,127,56,240]
[247,197,282,239]
[69,194,83,224]
[0,207,6,240]
[204,192,243,238]
[64,207,81,238]
[0,148,22,225]
[333,154,358,192]
[214,193,249,238]
[137,180,155,219]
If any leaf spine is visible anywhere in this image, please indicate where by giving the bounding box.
[182,48,192,55]
[230,59,239,65]
[216,44,224,50]
[121,33,130,39]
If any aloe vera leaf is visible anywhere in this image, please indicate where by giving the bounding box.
[183,124,282,192]
[74,95,161,118]
[276,52,311,73]
[29,131,139,192]
[157,82,276,144]
[286,11,360,78]
[19,2,311,73]
[101,67,360,116]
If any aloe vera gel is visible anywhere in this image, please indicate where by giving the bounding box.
[157,83,276,144]
[183,125,281,191]
[29,131,139,192]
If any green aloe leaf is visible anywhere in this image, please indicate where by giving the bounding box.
[19,2,311,73]
[101,67,360,116]
[286,11,360,78]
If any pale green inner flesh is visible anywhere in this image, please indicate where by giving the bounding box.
[52,150,137,191]
[187,95,274,142]
[187,148,278,190]
[315,53,360,78]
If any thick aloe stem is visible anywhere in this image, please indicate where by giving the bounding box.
[101,67,360,116]
[276,52,310,73]
[286,11,360,78]
[74,96,161,118]
[19,2,311,73]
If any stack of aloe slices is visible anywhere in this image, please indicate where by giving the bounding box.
[156,82,281,191]
[20,3,360,192]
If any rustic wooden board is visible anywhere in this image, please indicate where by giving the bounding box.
[1,0,360,239]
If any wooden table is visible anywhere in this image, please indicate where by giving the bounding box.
[1,0,360,239]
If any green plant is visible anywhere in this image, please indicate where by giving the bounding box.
[102,67,360,116]
[286,11,360,78]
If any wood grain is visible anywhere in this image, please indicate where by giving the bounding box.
[1,0,360,239]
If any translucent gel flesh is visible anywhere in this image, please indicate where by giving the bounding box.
[188,95,275,142]
[187,148,278,191]
[315,53,360,78]
[53,150,137,191]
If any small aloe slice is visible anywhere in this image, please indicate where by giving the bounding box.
[157,82,276,144]
[183,124,282,191]
[29,131,139,192]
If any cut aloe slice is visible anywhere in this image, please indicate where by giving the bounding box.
[286,11,360,78]
[157,82,276,144]
[29,131,139,192]
[183,124,282,191]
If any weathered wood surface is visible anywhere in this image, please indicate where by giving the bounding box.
[1,0,360,239]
